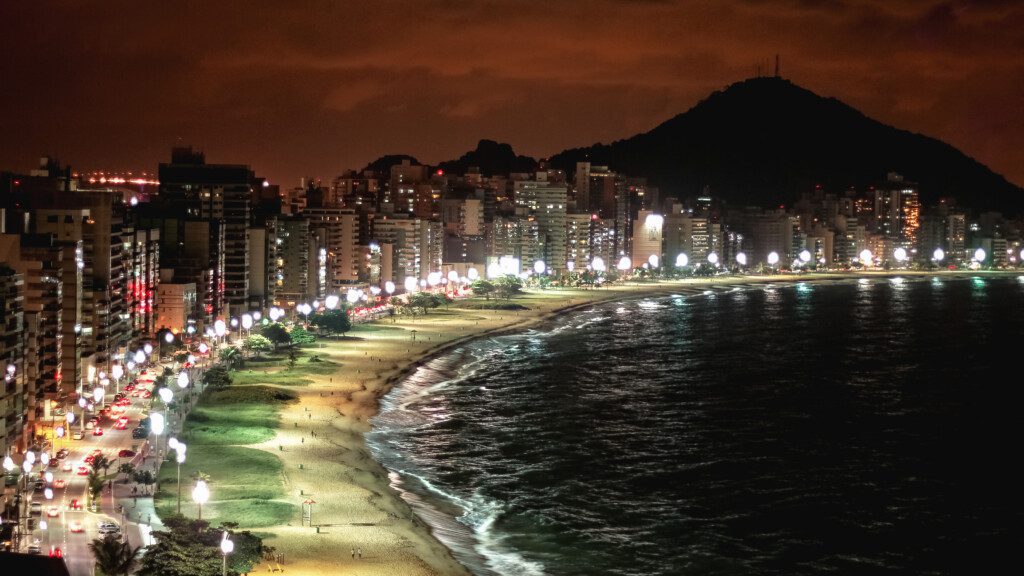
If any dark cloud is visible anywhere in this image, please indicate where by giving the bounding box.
[0,0,1021,187]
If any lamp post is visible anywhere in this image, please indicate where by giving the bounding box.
[150,413,165,460]
[220,531,234,576]
[175,446,186,514]
[78,397,87,431]
[192,479,209,520]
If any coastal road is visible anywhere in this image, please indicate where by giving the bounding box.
[22,372,157,575]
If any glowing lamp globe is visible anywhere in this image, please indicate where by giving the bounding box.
[66,412,74,425]
[893,247,908,262]
[26,451,36,465]
[974,248,986,262]
[177,371,189,389]
[325,295,340,309]
[346,289,361,304]
[591,257,606,272]
[1020,248,1024,262]
[799,250,812,263]
[44,471,52,483]
[111,364,123,380]
[134,350,146,364]
[168,437,179,451]
[428,272,442,286]
[198,343,209,354]
[143,343,153,355]
[241,314,253,330]
[150,413,165,435]
[859,249,873,263]
[467,268,479,280]
[164,332,174,344]
[78,398,86,409]
[23,461,31,474]
[648,254,660,268]
[370,286,381,295]
[486,263,502,278]
[736,252,748,266]
[177,450,186,464]
[534,260,546,275]
[214,320,227,337]
[707,252,719,265]
[45,488,53,500]
[447,270,460,282]
[404,277,418,292]
[385,281,396,294]
[221,533,234,555]
[192,480,209,505]
[767,251,780,266]
[41,453,49,466]
[933,248,945,261]
[92,387,103,403]
[616,256,631,271]
[675,253,689,267]
[2,456,14,471]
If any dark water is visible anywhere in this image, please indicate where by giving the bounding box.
[368,276,1024,575]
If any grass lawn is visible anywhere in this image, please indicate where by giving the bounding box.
[231,352,339,387]
[155,382,299,528]
[155,444,294,527]
[183,386,296,445]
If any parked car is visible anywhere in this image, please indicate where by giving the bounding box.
[46,506,59,517]
[71,430,84,440]
[29,502,42,515]
[53,479,66,489]
[55,448,69,459]
[97,522,120,535]
[27,540,41,554]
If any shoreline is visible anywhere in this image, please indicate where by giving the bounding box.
[249,270,1018,575]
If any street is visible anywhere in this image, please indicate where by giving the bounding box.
[22,370,161,576]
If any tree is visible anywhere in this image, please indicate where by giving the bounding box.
[92,454,112,477]
[172,350,190,364]
[289,326,316,347]
[87,470,105,506]
[309,309,352,338]
[243,334,273,358]
[138,514,264,576]
[287,349,297,369]
[470,279,496,300]
[494,275,523,299]
[132,470,156,495]
[203,365,232,389]
[407,292,439,314]
[220,346,243,369]
[260,323,291,349]
[89,534,141,576]
[118,462,136,481]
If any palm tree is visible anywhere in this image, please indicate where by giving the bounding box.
[220,346,242,369]
[89,534,141,576]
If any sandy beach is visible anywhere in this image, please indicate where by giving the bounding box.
[233,271,1014,575]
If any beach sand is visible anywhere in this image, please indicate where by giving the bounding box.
[244,271,1011,575]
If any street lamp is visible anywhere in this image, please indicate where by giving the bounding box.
[177,372,189,389]
[192,479,209,520]
[134,349,146,365]
[616,256,631,272]
[591,257,606,272]
[220,531,234,576]
[707,252,719,266]
[158,388,173,404]
[325,295,340,309]
[384,281,395,295]
[164,332,175,344]
[403,276,418,293]
[893,247,908,263]
[974,248,987,262]
[78,397,87,431]
[647,254,660,268]
[767,251,780,266]
[859,249,873,266]
[799,250,812,264]
[533,260,546,275]
[675,253,688,267]
[143,343,154,356]
[735,252,747,267]
[933,247,945,262]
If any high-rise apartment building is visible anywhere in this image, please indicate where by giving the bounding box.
[0,264,26,454]
[514,180,567,272]
[159,147,254,314]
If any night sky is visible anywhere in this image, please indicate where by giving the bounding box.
[2,0,1022,187]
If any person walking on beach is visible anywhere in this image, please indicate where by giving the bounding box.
[356,548,362,559]
[351,548,356,559]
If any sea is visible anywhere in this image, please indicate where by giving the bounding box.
[368,275,1024,575]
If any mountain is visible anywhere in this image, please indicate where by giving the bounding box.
[546,77,1024,213]
[361,154,420,175]
[437,139,538,177]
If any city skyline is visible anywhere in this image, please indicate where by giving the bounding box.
[2,1,1024,188]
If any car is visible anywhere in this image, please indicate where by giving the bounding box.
[97,522,120,535]
[61,462,72,472]
[68,521,84,533]
[46,506,59,517]
[53,479,66,489]
[68,498,82,510]
[48,546,63,558]
[122,385,134,393]
[101,406,112,417]
[71,430,84,440]
[76,466,89,476]
[84,454,95,465]
[139,390,151,399]
[27,541,41,554]
[117,449,136,458]
[92,427,103,436]
[114,417,129,430]
[29,502,42,515]
[85,420,95,430]
[55,448,69,459]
